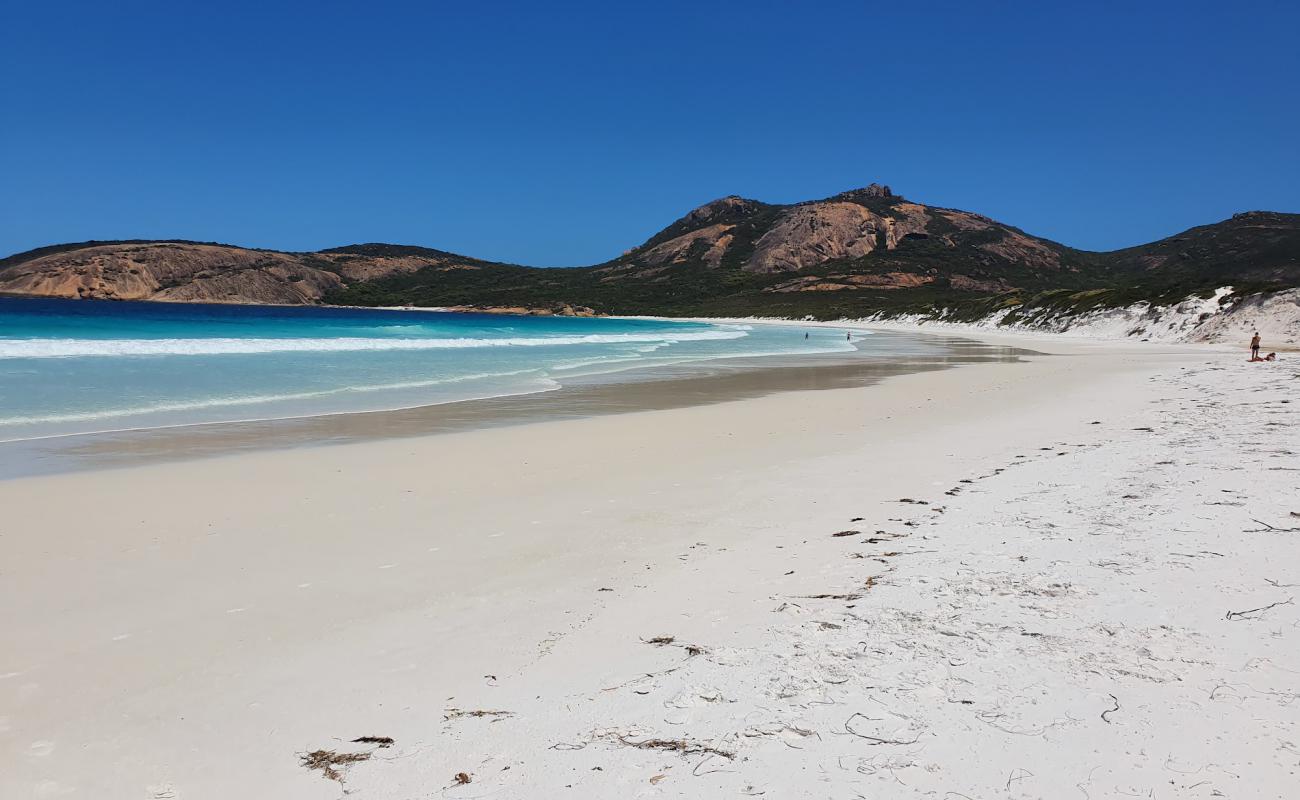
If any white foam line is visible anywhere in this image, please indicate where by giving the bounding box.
[0,369,547,427]
[0,330,749,359]
[0,378,567,444]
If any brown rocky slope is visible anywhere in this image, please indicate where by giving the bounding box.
[2,186,1297,318]
[0,241,497,305]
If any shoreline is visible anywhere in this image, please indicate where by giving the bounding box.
[2,330,1295,799]
[0,329,1023,480]
[0,304,865,456]
[21,304,1261,483]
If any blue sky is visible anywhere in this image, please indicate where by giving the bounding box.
[3,0,1297,265]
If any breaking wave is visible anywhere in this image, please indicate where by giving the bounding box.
[0,369,552,428]
[0,329,750,359]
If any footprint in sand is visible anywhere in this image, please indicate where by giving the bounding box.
[29,740,55,757]
[664,707,693,724]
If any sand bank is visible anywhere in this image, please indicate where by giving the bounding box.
[1,333,1295,799]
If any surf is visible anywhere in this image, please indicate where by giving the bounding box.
[0,330,752,359]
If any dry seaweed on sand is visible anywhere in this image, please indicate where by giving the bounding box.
[350,735,394,747]
[641,635,707,656]
[444,708,515,720]
[603,731,735,759]
[300,749,371,782]
[1245,518,1300,533]
[843,713,921,745]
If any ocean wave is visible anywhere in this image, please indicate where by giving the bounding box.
[0,329,749,358]
[551,354,648,371]
[0,369,551,427]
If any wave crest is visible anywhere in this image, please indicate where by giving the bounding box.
[0,330,749,358]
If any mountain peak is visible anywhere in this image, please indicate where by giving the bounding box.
[683,195,764,225]
[830,183,895,202]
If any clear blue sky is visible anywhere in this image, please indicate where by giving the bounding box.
[3,0,1297,265]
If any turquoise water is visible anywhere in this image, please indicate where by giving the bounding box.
[0,298,886,440]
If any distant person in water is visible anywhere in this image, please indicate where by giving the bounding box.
[1265,352,1277,361]
[1250,331,1261,360]
[847,332,851,341]
[805,332,809,340]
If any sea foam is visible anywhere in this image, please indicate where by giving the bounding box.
[0,330,749,359]
[0,369,554,429]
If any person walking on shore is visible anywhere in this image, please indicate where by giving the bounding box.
[1250,331,1262,361]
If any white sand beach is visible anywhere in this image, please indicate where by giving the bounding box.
[2,331,1297,799]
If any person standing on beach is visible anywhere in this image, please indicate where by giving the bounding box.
[1250,331,1262,361]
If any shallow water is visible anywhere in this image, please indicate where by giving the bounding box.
[0,316,1031,480]
[0,297,894,441]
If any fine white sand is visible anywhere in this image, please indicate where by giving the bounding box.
[1,332,1296,799]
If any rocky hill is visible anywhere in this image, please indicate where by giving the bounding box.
[0,240,500,305]
[2,185,1297,318]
